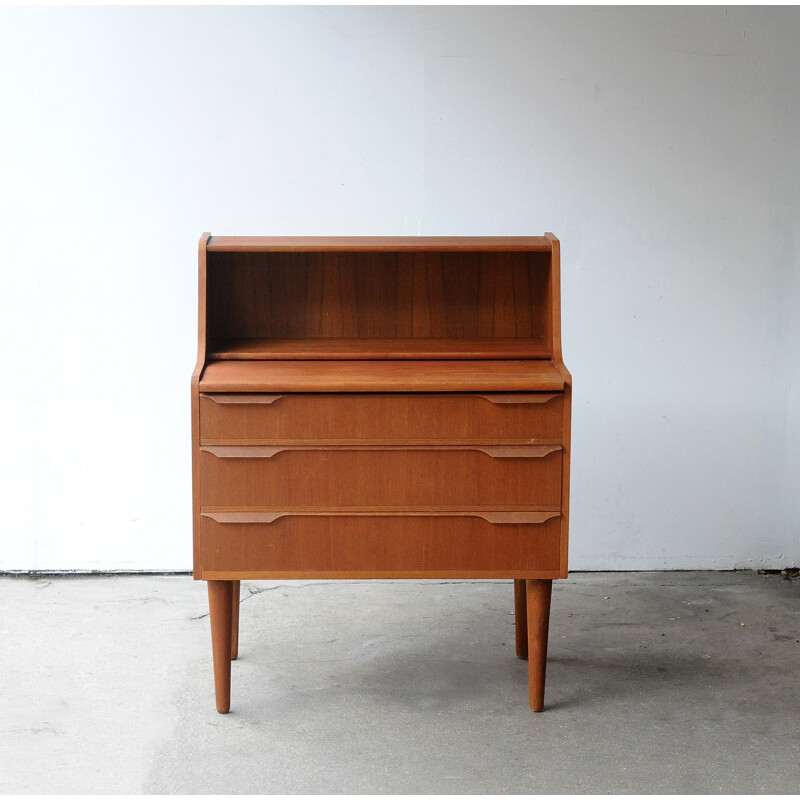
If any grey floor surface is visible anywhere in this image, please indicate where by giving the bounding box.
[0,571,798,794]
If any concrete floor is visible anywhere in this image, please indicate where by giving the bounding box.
[0,572,798,794]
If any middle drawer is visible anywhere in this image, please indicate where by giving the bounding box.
[199,445,562,509]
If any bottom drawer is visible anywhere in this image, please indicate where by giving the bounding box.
[200,512,563,579]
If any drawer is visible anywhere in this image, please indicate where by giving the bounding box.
[199,512,563,578]
[199,445,562,509]
[199,392,564,444]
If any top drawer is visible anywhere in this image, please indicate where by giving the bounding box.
[199,392,563,444]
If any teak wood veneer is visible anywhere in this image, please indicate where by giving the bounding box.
[191,234,572,713]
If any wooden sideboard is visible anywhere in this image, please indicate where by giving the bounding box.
[191,235,571,713]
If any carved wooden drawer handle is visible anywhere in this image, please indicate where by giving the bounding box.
[202,510,560,525]
[476,445,561,459]
[201,444,561,459]
[474,393,560,405]
[201,392,559,406]
[201,393,284,405]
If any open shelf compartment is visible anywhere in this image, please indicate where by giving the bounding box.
[205,249,555,359]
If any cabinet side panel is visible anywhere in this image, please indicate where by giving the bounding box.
[546,233,561,363]
[546,234,570,578]
[559,382,571,578]
[192,381,202,578]
[192,233,211,579]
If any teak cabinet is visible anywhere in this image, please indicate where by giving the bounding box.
[191,234,571,713]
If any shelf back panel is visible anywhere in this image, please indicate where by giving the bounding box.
[206,250,553,350]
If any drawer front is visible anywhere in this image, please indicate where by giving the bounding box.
[199,446,562,509]
[199,392,564,444]
[200,513,562,578]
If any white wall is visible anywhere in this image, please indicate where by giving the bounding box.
[0,6,798,571]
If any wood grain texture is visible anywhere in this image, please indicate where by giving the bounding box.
[474,393,560,405]
[192,233,571,711]
[546,233,563,364]
[206,250,551,347]
[558,381,572,578]
[546,235,572,580]
[200,515,561,576]
[203,391,559,404]
[201,510,561,524]
[207,580,233,713]
[199,359,565,393]
[526,579,553,712]
[208,337,550,360]
[199,392,564,443]
[203,569,562,580]
[191,233,211,579]
[200,444,561,459]
[199,447,562,508]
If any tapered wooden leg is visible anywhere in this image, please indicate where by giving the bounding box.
[514,579,528,659]
[526,579,552,712]
[231,580,241,661]
[207,580,233,713]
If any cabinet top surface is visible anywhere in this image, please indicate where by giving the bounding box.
[200,359,565,392]
[206,235,554,253]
